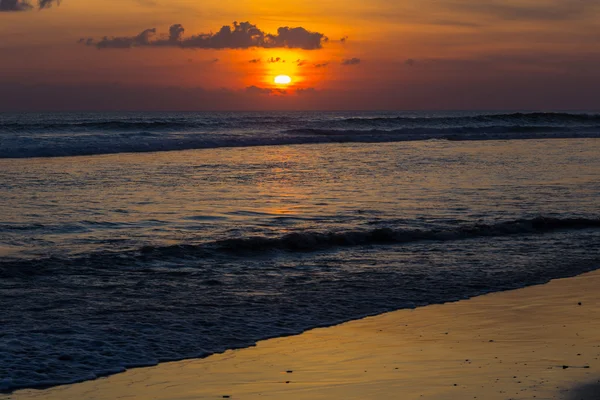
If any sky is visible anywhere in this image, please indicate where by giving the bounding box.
[1,0,599,111]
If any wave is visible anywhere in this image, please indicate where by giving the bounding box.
[0,120,216,133]
[2,112,599,134]
[212,216,600,252]
[283,125,600,137]
[3,217,599,278]
[2,216,599,393]
[2,124,599,159]
[2,111,600,159]
[0,115,301,133]
[337,112,600,125]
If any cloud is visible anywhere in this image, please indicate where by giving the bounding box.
[94,28,157,49]
[340,36,349,43]
[38,0,58,8]
[246,85,272,95]
[168,24,185,42]
[248,58,261,63]
[268,26,328,49]
[405,58,416,66]
[0,0,59,11]
[84,21,328,50]
[314,62,329,68]
[78,38,94,46]
[0,0,31,11]
[267,57,282,63]
[246,85,287,95]
[341,57,361,65]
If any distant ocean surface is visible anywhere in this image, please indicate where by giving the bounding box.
[1,111,599,392]
[2,111,600,158]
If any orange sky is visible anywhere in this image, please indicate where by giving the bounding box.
[1,0,599,110]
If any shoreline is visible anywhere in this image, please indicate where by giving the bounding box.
[6,269,600,400]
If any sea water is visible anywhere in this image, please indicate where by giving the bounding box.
[1,111,599,391]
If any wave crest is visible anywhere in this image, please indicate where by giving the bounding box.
[338,112,600,125]
[213,217,600,252]
[2,112,600,158]
[3,216,598,279]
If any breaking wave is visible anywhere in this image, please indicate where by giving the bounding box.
[180,216,600,254]
[1,126,599,159]
[2,112,599,134]
[1,111,599,159]
[337,112,600,125]
[2,216,600,393]
[3,216,599,278]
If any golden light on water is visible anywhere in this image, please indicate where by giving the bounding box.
[274,75,292,85]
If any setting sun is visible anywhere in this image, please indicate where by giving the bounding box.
[274,75,292,85]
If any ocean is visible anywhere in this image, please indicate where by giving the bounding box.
[1,111,599,392]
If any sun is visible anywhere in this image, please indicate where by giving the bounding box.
[274,75,292,85]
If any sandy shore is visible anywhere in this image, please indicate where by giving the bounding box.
[6,270,600,400]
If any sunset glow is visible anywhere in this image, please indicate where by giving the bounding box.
[0,0,598,110]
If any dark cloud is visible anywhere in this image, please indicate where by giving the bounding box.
[267,26,328,49]
[314,62,329,68]
[85,21,328,50]
[248,58,261,63]
[38,0,58,8]
[0,0,31,11]
[0,0,58,11]
[246,85,272,95]
[341,57,361,65]
[405,58,416,66]
[296,59,307,66]
[267,57,282,63]
[168,24,185,42]
[94,28,156,49]
[340,36,349,43]
[246,85,287,95]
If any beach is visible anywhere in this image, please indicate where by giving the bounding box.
[7,269,599,400]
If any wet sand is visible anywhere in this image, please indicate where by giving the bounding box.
[7,270,600,400]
